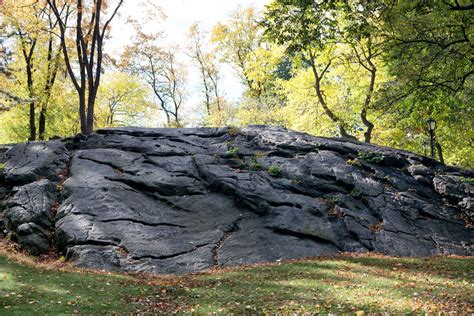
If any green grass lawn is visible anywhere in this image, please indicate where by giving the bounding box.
[0,247,473,314]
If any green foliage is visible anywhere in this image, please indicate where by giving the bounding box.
[350,188,363,199]
[326,195,340,204]
[0,162,4,173]
[235,159,247,170]
[380,1,473,99]
[226,146,240,158]
[268,165,281,177]
[250,162,263,171]
[250,155,263,171]
[262,0,339,55]
[356,151,385,164]
[460,177,474,186]
[95,72,152,128]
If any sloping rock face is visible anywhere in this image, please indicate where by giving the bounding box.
[0,126,473,274]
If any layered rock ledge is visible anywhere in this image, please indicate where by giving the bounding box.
[0,126,472,274]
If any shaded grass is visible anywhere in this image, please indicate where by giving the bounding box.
[0,255,160,314]
[0,240,472,314]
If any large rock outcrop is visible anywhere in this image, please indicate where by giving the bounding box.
[0,126,472,274]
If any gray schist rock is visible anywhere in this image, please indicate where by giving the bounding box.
[2,141,68,254]
[1,126,473,273]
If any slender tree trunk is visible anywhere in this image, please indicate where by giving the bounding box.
[361,66,376,143]
[209,74,221,112]
[38,108,46,140]
[86,95,95,134]
[22,39,37,141]
[308,51,356,141]
[39,32,60,141]
[435,142,445,164]
[360,69,376,143]
[26,66,36,141]
[79,92,87,134]
[361,108,374,143]
[28,101,36,141]
[197,56,211,115]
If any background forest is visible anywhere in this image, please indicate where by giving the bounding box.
[0,0,472,168]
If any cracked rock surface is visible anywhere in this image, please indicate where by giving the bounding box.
[1,126,473,274]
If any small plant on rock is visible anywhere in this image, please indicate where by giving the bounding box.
[326,195,340,204]
[236,159,247,170]
[268,165,281,177]
[460,177,474,185]
[346,159,361,167]
[249,155,263,171]
[226,146,240,158]
[250,162,262,171]
[357,151,385,164]
[350,188,363,199]
[0,162,4,173]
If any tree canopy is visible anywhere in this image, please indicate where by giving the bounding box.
[0,0,472,168]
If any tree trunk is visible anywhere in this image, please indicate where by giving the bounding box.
[198,57,211,115]
[28,101,36,141]
[86,96,95,135]
[39,31,60,141]
[23,42,37,141]
[435,142,445,164]
[38,107,46,140]
[361,69,376,143]
[308,52,356,141]
[361,108,374,143]
[209,74,221,112]
[79,93,87,135]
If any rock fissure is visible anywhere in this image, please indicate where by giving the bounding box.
[100,218,187,228]
[272,227,340,249]
[212,217,244,266]
[132,243,212,261]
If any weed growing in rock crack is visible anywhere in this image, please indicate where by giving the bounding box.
[226,146,240,158]
[460,177,474,185]
[250,156,263,171]
[346,159,361,167]
[268,165,281,177]
[326,195,340,204]
[56,184,63,194]
[350,188,363,199]
[357,151,385,164]
[235,159,247,170]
